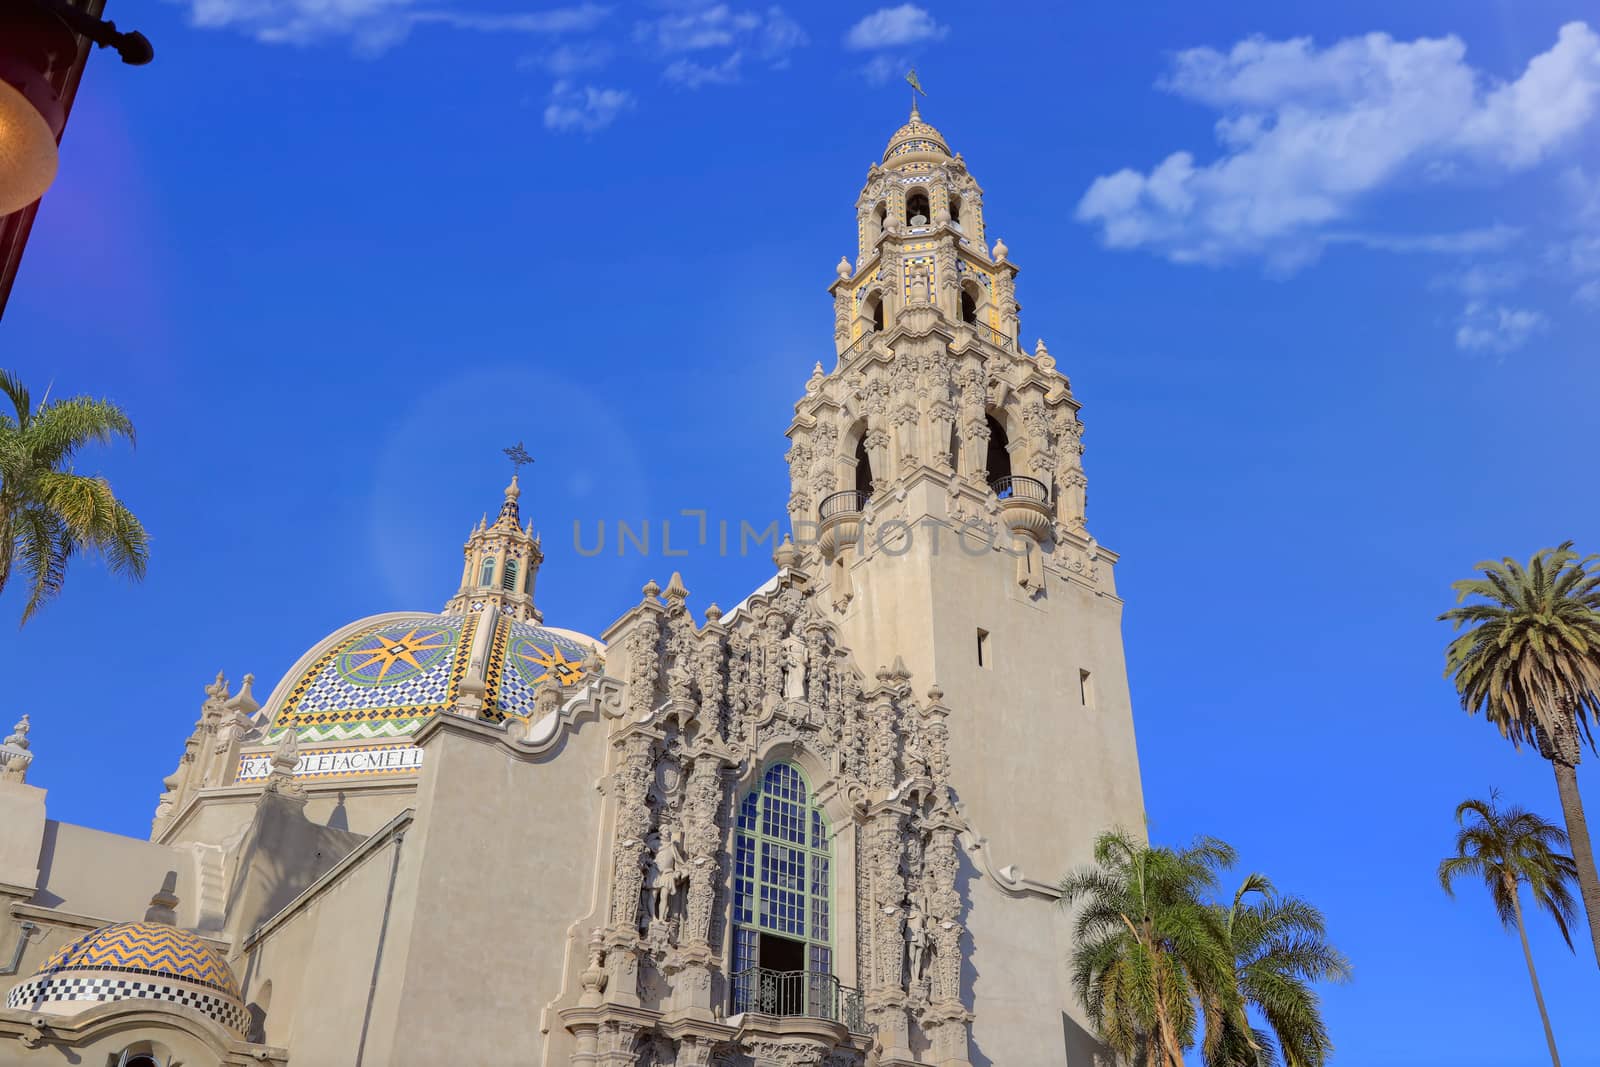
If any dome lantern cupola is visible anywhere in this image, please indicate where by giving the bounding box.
[445,474,544,623]
[882,100,951,166]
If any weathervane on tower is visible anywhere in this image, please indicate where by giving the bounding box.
[503,441,535,477]
[906,67,926,115]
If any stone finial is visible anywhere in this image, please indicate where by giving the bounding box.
[806,362,825,396]
[992,237,1008,261]
[926,684,944,704]
[1035,338,1056,372]
[580,645,603,675]
[203,671,230,706]
[836,255,852,279]
[496,474,522,527]
[265,729,304,798]
[144,871,180,925]
[4,715,30,752]
[664,572,689,609]
[225,674,260,717]
[891,655,912,683]
[579,928,608,1003]
[1,714,33,783]
[773,535,799,571]
[642,577,662,602]
[704,602,723,625]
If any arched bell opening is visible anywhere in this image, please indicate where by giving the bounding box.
[863,290,885,333]
[960,286,979,325]
[985,414,1012,484]
[854,436,874,499]
[906,189,930,227]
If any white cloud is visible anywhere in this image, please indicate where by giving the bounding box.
[171,0,611,49]
[1553,167,1600,305]
[665,52,743,88]
[1327,225,1522,255]
[633,4,804,86]
[1455,301,1549,353]
[636,5,804,59]
[860,53,904,86]
[1077,22,1600,270]
[844,4,946,50]
[543,80,633,132]
[1430,261,1527,296]
[520,40,613,75]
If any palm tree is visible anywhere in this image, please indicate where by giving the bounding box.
[1202,873,1350,1067]
[1060,829,1235,1067]
[1439,794,1578,1067]
[1441,544,1600,965]
[0,370,149,624]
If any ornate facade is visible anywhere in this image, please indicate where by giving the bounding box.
[0,108,1144,1066]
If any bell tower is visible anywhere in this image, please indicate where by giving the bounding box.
[789,106,1146,1065]
[443,475,544,623]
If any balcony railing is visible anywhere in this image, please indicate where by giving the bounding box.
[730,967,868,1034]
[991,475,1050,504]
[819,490,867,522]
[962,318,1014,351]
[840,328,877,363]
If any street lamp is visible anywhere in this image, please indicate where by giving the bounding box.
[0,0,151,215]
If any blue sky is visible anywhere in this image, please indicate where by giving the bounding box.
[4,1,1600,1062]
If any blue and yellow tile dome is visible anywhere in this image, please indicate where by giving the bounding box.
[7,921,247,1034]
[263,611,601,742]
[884,104,951,163]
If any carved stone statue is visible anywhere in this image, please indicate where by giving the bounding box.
[645,829,690,925]
[905,886,931,989]
[782,632,808,703]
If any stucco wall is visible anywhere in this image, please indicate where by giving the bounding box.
[827,491,1145,1066]
[237,820,406,1060]
[358,715,610,1066]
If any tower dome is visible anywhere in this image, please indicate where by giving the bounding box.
[882,101,951,164]
[6,921,247,1035]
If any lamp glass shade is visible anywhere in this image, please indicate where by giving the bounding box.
[0,78,59,216]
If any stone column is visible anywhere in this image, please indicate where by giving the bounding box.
[606,728,657,1006]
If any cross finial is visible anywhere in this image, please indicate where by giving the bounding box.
[503,441,534,475]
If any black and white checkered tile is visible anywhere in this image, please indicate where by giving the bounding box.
[6,975,248,1035]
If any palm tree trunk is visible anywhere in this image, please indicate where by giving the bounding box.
[1510,884,1561,1067]
[1550,758,1600,967]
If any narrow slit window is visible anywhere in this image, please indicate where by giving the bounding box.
[1079,668,1093,708]
[976,628,991,668]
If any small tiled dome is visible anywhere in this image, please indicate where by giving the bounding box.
[883,104,951,163]
[263,611,601,743]
[6,922,247,1035]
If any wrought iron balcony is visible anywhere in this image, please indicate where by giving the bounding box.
[961,318,1015,351]
[819,490,867,522]
[730,967,868,1034]
[990,475,1050,503]
[839,328,877,364]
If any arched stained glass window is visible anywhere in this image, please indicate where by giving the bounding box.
[732,763,833,993]
[479,557,496,587]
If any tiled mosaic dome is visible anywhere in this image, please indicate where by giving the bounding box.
[884,107,951,162]
[6,921,247,1035]
[264,611,600,742]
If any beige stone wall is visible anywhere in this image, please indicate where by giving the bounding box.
[825,496,1145,1064]
[238,821,404,1061]
[356,715,610,1066]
